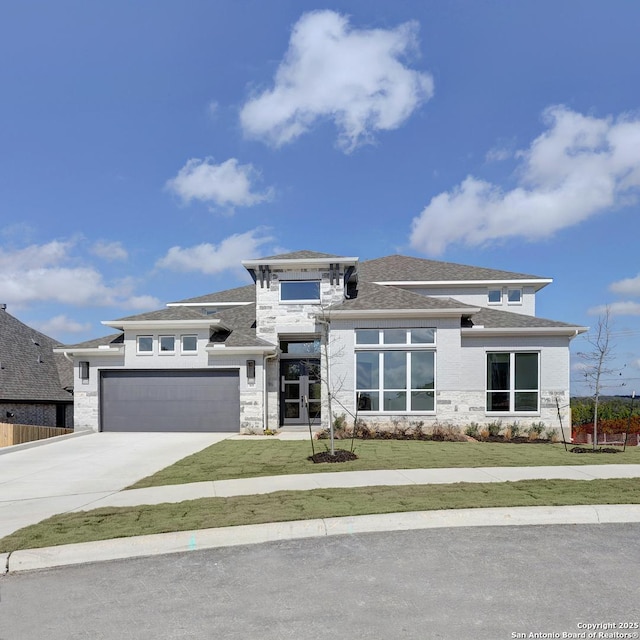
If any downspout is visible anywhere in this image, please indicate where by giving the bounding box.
[263,350,278,431]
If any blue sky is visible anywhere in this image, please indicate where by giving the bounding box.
[1,0,639,396]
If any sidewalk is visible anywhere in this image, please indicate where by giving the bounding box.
[3,463,640,574]
[76,463,640,509]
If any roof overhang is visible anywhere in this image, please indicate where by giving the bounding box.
[53,346,124,356]
[165,302,253,308]
[326,307,480,319]
[461,326,588,338]
[242,257,358,269]
[205,345,278,354]
[375,279,553,291]
[101,319,227,331]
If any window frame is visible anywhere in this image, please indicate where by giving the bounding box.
[279,280,321,304]
[355,328,436,414]
[158,335,176,355]
[487,288,502,305]
[136,335,154,355]
[507,288,523,305]
[180,335,198,354]
[486,351,540,414]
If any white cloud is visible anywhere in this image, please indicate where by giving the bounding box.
[610,274,640,297]
[239,10,433,152]
[156,229,273,275]
[588,301,640,317]
[91,240,128,261]
[485,146,512,162]
[166,157,273,209]
[0,240,157,309]
[34,314,92,336]
[411,106,640,255]
[121,294,161,310]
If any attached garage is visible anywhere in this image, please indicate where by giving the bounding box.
[100,369,239,432]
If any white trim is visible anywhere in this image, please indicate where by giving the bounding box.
[102,319,225,330]
[373,278,552,288]
[165,302,253,308]
[329,308,479,319]
[242,257,358,268]
[54,347,123,356]
[462,326,587,337]
[205,345,277,355]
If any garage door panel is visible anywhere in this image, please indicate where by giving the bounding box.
[101,370,239,432]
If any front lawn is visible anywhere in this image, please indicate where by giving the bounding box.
[2,478,639,553]
[129,439,640,489]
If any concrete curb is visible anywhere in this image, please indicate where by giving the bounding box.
[6,504,640,574]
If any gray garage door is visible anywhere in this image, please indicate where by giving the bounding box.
[100,370,240,432]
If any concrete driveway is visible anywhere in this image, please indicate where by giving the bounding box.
[0,432,232,539]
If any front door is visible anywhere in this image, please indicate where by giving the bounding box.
[280,359,321,425]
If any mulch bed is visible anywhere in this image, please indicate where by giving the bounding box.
[308,449,358,463]
[570,446,621,454]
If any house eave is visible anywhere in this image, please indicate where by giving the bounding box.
[375,279,553,289]
[461,326,588,338]
[327,307,480,319]
[165,302,253,308]
[205,345,277,354]
[53,347,124,356]
[101,319,226,330]
[242,257,359,269]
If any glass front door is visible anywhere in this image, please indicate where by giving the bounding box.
[280,359,321,425]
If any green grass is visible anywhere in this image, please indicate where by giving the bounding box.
[2,478,639,552]
[128,439,640,489]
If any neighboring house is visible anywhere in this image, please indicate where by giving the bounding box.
[0,305,74,427]
[57,251,586,434]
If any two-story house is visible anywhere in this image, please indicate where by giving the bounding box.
[57,251,586,434]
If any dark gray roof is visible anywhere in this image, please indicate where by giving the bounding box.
[329,282,478,312]
[358,255,548,283]
[207,304,274,348]
[112,306,210,322]
[468,306,583,329]
[61,333,124,350]
[170,284,255,305]
[255,250,345,260]
[0,308,73,402]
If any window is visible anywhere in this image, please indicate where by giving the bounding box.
[181,335,198,353]
[280,281,320,303]
[137,336,153,353]
[79,361,90,381]
[486,352,539,413]
[280,339,321,354]
[507,289,522,304]
[159,335,175,353]
[488,289,502,304]
[355,328,435,346]
[355,329,436,412]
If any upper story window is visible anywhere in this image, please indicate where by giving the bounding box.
[280,281,320,303]
[181,335,198,353]
[137,336,153,354]
[507,288,522,304]
[159,335,175,354]
[355,328,435,346]
[488,289,502,304]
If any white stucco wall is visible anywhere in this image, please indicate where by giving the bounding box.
[327,319,572,433]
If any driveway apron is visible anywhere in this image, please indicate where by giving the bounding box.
[0,432,231,538]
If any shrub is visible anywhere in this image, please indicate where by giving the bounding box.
[478,427,490,441]
[503,426,513,441]
[464,423,480,439]
[510,422,521,439]
[527,422,545,441]
[545,428,559,443]
[487,421,502,437]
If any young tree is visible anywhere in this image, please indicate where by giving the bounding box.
[577,308,621,450]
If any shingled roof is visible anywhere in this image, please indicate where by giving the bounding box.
[466,306,584,330]
[0,307,73,402]
[170,284,255,306]
[207,303,274,348]
[358,255,549,283]
[329,281,478,312]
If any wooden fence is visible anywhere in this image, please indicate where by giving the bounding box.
[0,422,73,448]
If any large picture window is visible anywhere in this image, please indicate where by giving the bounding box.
[486,352,539,413]
[355,329,435,413]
